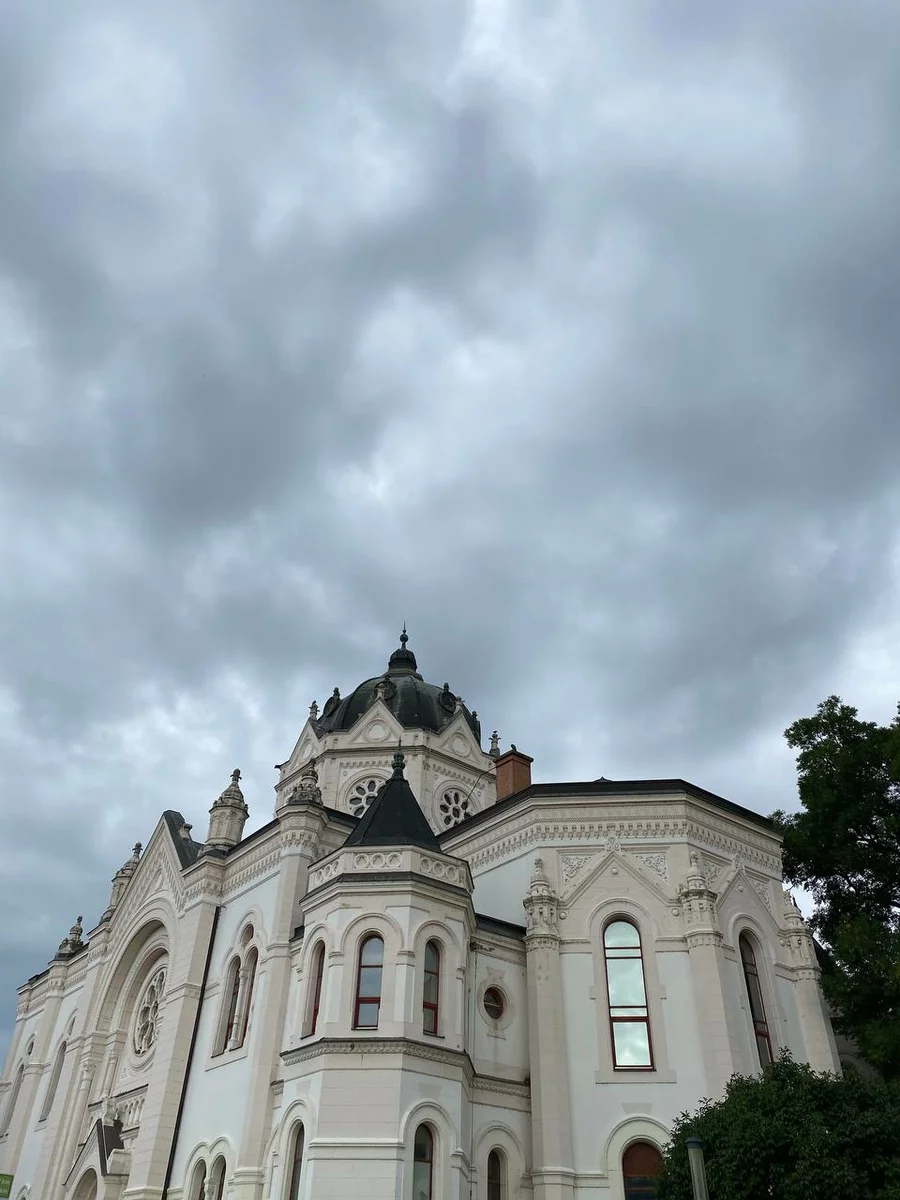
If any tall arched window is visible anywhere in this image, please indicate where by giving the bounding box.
[487,1148,507,1200]
[0,1064,23,1136]
[286,1121,304,1200]
[603,920,653,1069]
[413,1123,434,1200]
[623,1141,662,1200]
[237,946,259,1046]
[209,1156,228,1200]
[423,941,441,1035]
[39,1040,67,1121]
[214,957,241,1056]
[189,1160,207,1200]
[740,933,773,1067]
[354,935,384,1029]
[309,942,326,1035]
[74,1169,99,1200]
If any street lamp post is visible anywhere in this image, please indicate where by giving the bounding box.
[685,1137,710,1200]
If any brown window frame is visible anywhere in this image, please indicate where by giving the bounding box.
[487,1148,506,1200]
[413,1123,434,1200]
[423,940,441,1035]
[353,934,384,1030]
[287,1121,304,1200]
[739,933,773,1067]
[237,947,258,1047]
[603,919,655,1071]
[310,942,325,1034]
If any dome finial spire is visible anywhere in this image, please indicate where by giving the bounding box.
[400,622,408,648]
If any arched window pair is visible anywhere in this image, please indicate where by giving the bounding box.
[603,920,653,1069]
[350,935,442,1033]
[189,1154,228,1200]
[213,925,259,1056]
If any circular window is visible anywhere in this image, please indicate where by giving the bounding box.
[439,788,471,828]
[133,965,166,1056]
[350,778,384,817]
[483,987,505,1021]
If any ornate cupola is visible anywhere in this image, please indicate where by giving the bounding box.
[273,628,499,827]
[204,768,250,853]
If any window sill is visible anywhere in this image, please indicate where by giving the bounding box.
[206,1044,250,1071]
[594,1068,677,1084]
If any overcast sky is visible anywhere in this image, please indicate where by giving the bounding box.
[2,0,899,1058]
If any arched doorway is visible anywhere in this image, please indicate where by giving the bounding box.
[623,1141,662,1200]
[73,1169,99,1200]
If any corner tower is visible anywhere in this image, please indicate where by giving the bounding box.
[274,629,498,832]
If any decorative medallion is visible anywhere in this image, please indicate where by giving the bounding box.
[451,734,469,758]
[366,722,388,742]
[349,778,384,817]
[438,788,471,827]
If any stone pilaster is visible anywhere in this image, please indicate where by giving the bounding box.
[0,962,68,1170]
[122,866,221,1200]
[523,858,574,1200]
[679,852,741,1096]
[781,890,839,1072]
[231,798,327,1200]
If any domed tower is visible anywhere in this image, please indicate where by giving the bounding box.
[275,629,498,831]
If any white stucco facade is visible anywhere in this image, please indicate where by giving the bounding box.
[0,638,840,1200]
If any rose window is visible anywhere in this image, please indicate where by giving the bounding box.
[133,966,166,1056]
[439,788,471,827]
[350,778,384,817]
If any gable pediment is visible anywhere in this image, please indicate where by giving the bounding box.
[559,847,673,913]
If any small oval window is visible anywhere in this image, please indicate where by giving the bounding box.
[483,987,505,1020]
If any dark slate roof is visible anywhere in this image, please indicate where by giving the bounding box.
[315,630,481,740]
[344,750,442,852]
[438,778,778,842]
[163,810,204,867]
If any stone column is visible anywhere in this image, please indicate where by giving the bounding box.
[781,891,839,1072]
[679,852,742,1096]
[231,798,327,1200]
[523,858,574,1200]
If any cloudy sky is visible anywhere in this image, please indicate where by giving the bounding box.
[2,0,899,1056]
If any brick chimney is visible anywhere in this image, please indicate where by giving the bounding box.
[494,745,533,802]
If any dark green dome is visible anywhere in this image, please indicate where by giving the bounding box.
[316,630,481,742]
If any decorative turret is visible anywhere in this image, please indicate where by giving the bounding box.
[101,842,142,922]
[678,849,720,942]
[55,915,84,959]
[288,757,322,806]
[523,857,560,942]
[204,768,249,853]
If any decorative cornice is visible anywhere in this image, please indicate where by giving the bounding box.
[282,1036,469,1072]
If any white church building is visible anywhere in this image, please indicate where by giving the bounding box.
[0,632,840,1200]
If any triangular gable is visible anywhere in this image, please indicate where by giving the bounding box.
[343,699,406,747]
[715,865,781,933]
[277,719,324,777]
[561,848,673,912]
[106,813,188,935]
[431,709,491,763]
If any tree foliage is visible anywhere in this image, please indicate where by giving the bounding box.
[771,695,900,1078]
[657,1054,900,1200]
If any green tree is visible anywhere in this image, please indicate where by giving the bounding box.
[771,695,900,1078]
[657,1054,900,1200]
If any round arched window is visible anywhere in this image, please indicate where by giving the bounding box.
[133,965,166,1056]
[350,779,384,817]
[439,788,471,827]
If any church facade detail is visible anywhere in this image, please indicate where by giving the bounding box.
[0,635,840,1200]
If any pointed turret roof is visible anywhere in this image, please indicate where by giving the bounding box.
[344,746,441,852]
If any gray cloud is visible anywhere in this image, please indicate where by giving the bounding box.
[2,0,900,1053]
